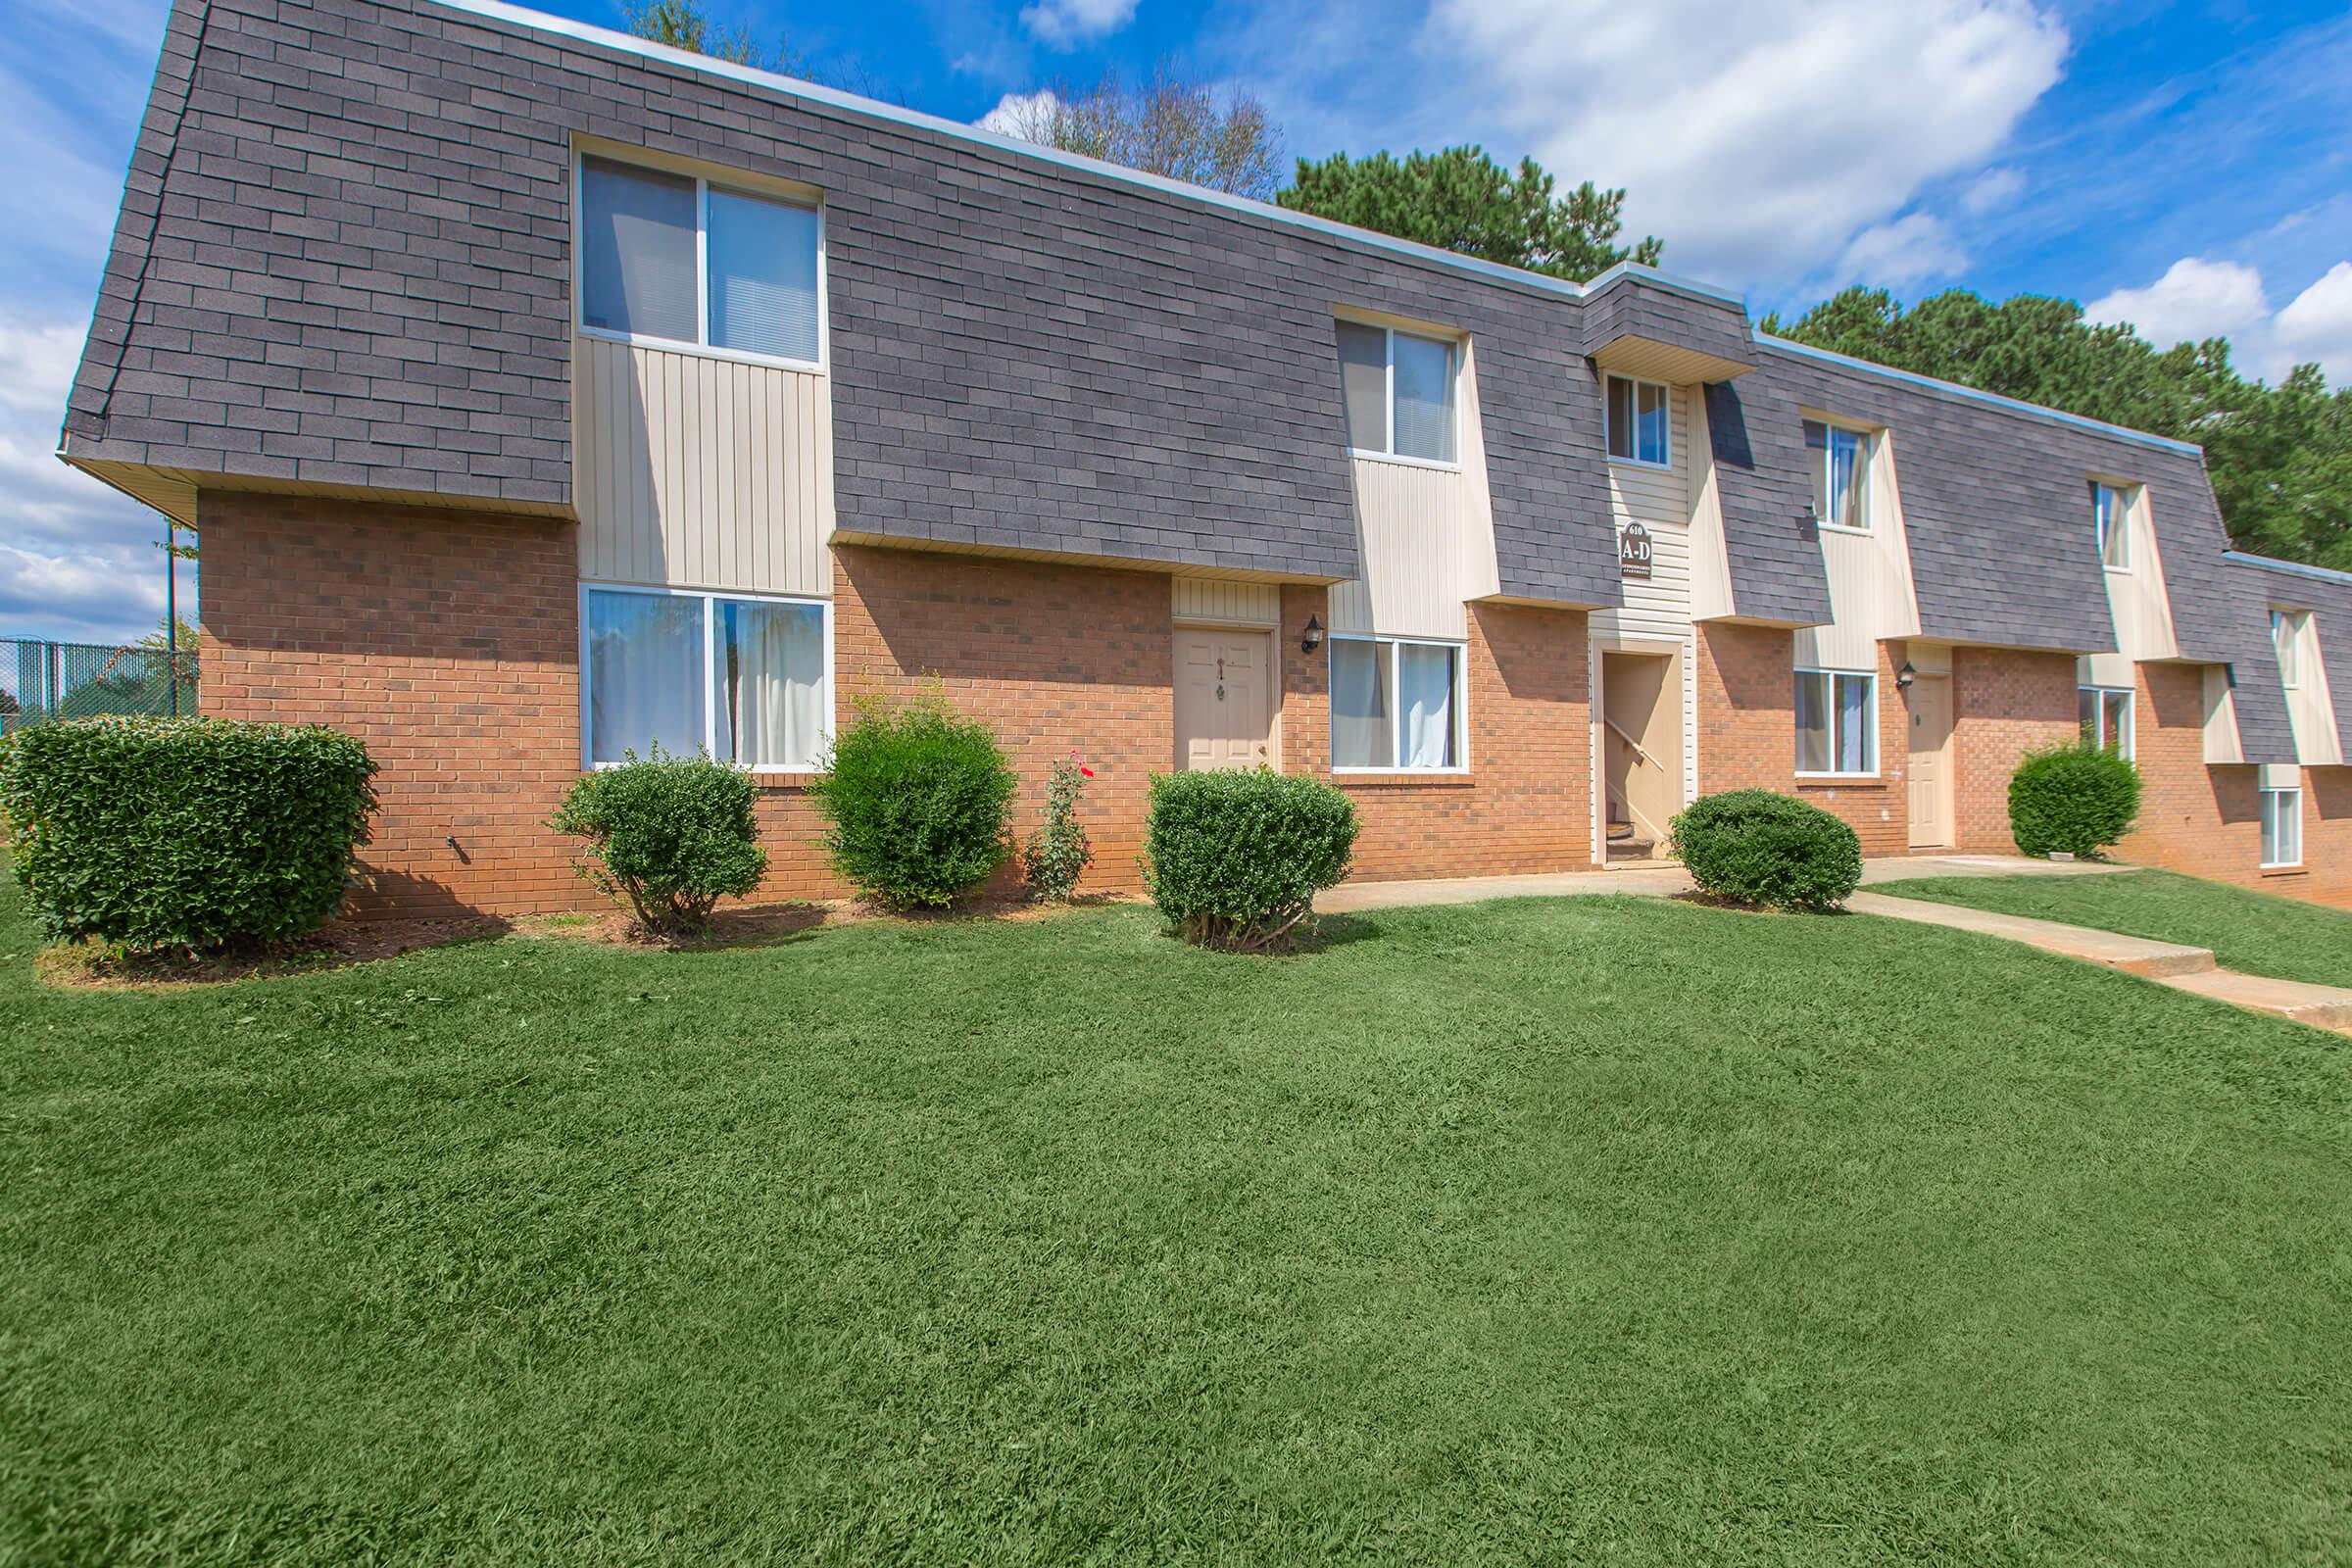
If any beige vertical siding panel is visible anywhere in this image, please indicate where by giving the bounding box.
[2283,614,2344,764]
[2105,487,2180,661]
[1592,389,1698,804]
[1171,579,1281,625]
[1795,425,1923,670]
[572,335,834,597]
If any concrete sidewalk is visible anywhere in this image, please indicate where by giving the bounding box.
[1323,853,2127,913]
[1325,857,2352,1034]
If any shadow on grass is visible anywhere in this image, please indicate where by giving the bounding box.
[34,914,514,990]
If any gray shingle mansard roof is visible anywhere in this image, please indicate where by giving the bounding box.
[57,0,2296,713]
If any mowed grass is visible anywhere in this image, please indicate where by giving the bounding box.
[1886,868,2352,990]
[3,873,2350,1565]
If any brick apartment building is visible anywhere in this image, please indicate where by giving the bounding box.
[58,0,2352,913]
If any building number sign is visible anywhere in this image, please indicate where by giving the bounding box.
[1620,521,1654,579]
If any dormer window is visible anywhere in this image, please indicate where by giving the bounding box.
[2275,609,2306,688]
[1604,374,1669,466]
[1805,420,1870,531]
[2093,482,2133,571]
[1337,320,1458,465]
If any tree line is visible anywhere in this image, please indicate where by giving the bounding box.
[630,0,2350,573]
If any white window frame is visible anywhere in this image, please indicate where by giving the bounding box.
[1805,417,1873,534]
[2093,481,2133,572]
[1328,633,1469,774]
[1342,322,1461,470]
[2260,785,2303,868]
[2274,609,2305,689]
[574,154,829,374]
[1793,665,1878,778]
[577,581,834,775]
[2080,684,2134,760]
[1605,373,1671,468]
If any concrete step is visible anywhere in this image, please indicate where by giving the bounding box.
[2159,969,2352,1031]
[1847,891,2217,977]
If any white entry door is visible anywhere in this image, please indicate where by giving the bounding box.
[1174,629,1273,770]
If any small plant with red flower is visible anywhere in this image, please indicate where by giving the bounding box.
[1022,750,1096,903]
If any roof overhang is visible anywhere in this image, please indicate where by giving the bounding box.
[1592,336,1754,386]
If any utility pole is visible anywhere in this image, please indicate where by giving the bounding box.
[165,518,178,717]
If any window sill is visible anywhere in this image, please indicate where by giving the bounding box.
[1815,521,1872,537]
[1606,455,1672,473]
[2260,862,2306,875]
[1349,449,1462,474]
[1333,768,1474,786]
[2104,564,2133,575]
[577,323,826,377]
[1795,771,1882,783]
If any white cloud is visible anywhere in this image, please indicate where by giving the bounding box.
[0,313,180,643]
[2086,257,2271,348]
[1018,0,1137,49]
[2275,262,2352,380]
[2086,257,2352,386]
[977,88,1063,140]
[1958,166,2025,216]
[1421,0,2070,285]
[1832,214,1968,287]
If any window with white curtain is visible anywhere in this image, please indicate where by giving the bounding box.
[1336,320,1458,464]
[2261,786,2302,867]
[2079,685,2133,759]
[1805,420,1871,530]
[580,156,823,365]
[2274,609,2306,688]
[1794,667,1875,774]
[2093,481,2133,570]
[1605,374,1669,466]
[584,585,828,770]
[1331,636,1464,769]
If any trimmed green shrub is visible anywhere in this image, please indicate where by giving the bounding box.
[0,715,378,952]
[2009,742,2143,858]
[549,747,767,936]
[808,691,1017,908]
[1669,788,1862,911]
[1143,768,1358,952]
[1022,751,1096,903]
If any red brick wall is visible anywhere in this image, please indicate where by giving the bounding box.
[828,545,1175,897]
[2115,662,2352,906]
[1281,595,1595,880]
[1694,623,1909,854]
[1950,646,2081,853]
[199,491,587,916]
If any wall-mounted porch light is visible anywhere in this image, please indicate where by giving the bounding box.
[1895,661,1917,691]
[1300,613,1325,655]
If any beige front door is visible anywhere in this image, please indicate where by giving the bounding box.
[1906,674,1955,848]
[1174,628,1273,770]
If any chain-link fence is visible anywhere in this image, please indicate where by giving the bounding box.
[1,638,199,735]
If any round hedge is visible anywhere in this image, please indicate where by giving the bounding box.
[1143,768,1357,952]
[1668,788,1862,911]
[2008,743,2142,858]
[808,691,1017,909]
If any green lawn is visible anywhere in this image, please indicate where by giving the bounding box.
[1885,868,2352,990]
[4,875,2350,1565]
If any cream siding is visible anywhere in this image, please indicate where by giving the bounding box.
[1326,335,1500,642]
[572,333,835,596]
[2203,664,2247,764]
[1591,384,1700,809]
[1171,578,1281,626]
[2278,611,2344,765]
[1793,424,1921,671]
[2100,484,2180,662]
[1685,391,1737,621]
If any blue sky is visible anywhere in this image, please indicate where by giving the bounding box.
[3,0,2349,643]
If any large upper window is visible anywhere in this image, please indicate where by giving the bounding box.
[2093,481,2133,570]
[1795,667,1875,775]
[2274,609,2306,688]
[584,585,828,770]
[1805,420,1870,531]
[1605,374,1670,466]
[2080,685,2134,759]
[1337,321,1458,464]
[580,156,823,365]
[1331,636,1464,770]
[2261,786,2303,868]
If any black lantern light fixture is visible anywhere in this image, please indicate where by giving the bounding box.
[1300,613,1324,655]
[1895,661,1917,691]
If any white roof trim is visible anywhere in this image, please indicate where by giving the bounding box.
[1755,334,2206,459]
[2227,551,2352,589]
[432,0,1747,312]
